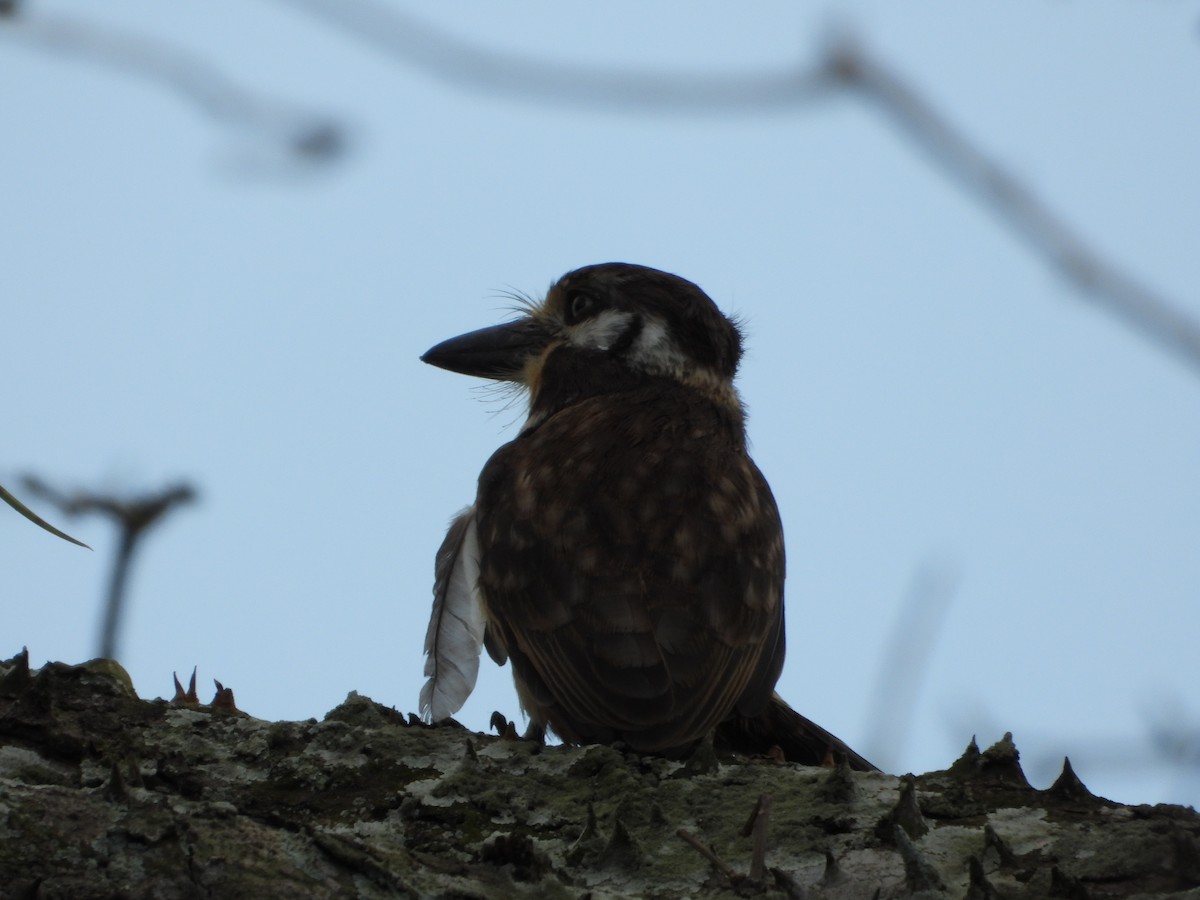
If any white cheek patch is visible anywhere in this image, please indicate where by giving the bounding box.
[629,316,688,376]
[568,308,634,350]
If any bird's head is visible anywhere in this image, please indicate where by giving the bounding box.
[421,263,745,426]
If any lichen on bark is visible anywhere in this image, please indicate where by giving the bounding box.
[1,649,1197,899]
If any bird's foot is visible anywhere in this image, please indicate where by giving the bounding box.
[490,710,520,740]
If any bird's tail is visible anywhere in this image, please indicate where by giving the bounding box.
[715,692,877,772]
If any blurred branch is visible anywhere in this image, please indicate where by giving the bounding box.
[273,0,836,111]
[826,38,1200,376]
[863,559,960,772]
[8,4,1197,366]
[21,476,196,662]
[1148,722,1200,767]
[275,1,1200,375]
[2,9,345,166]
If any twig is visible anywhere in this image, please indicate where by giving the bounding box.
[824,37,1200,375]
[2,10,344,165]
[675,828,739,883]
[21,477,196,661]
[273,0,836,112]
[745,794,772,883]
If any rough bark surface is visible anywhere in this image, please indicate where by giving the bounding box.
[1,650,1197,899]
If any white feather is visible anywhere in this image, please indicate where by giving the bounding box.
[419,506,486,722]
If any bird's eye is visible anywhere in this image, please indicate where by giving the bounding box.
[565,292,599,325]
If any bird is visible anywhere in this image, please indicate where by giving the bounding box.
[418,262,875,771]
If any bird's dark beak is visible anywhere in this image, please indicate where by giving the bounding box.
[421,317,551,381]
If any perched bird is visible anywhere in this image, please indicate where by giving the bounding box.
[419,263,875,771]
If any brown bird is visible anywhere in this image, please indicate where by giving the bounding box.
[419,263,875,771]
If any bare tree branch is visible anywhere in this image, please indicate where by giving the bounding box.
[10,1,1196,370]
[272,1,1200,376]
[826,37,1200,376]
[21,476,196,662]
[2,10,345,165]
[272,0,837,112]
[864,560,960,772]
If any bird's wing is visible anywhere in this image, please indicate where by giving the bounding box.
[419,505,487,722]
[476,390,785,752]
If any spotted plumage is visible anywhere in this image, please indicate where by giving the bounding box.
[420,263,874,769]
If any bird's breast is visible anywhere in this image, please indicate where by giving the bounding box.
[472,385,785,751]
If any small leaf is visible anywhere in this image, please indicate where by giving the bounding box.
[0,482,91,549]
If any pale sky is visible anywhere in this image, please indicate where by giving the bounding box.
[4,1,1199,808]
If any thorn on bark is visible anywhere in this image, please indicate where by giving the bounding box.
[893,824,946,893]
[104,761,128,802]
[1049,865,1093,899]
[966,855,1004,900]
[818,753,859,803]
[769,866,806,899]
[875,774,928,842]
[600,817,642,870]
[745,794,771,883]
[820,849,844,886]
[674,732,719,778]
[171,667,199,706]
[0,647,32,697]
[982,823,1017,869]
[979,732,1031,788]
[168,668,239,713]
[479,832,548,881]
[211,679,238,713]
[1047,756,1096,802]
[565,803,602,866]
[949,735,982,776]
[460,738,478,767]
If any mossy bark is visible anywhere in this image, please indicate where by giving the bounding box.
[1,650,1197,899]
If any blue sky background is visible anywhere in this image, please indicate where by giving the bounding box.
[4,2,1199,807]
